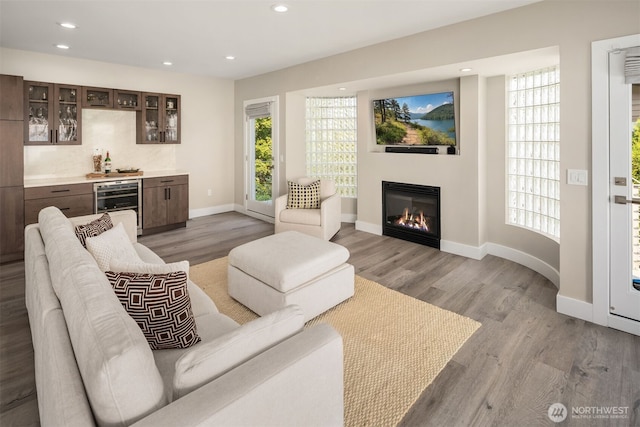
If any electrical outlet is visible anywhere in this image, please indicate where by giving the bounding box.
[207,189,212,196]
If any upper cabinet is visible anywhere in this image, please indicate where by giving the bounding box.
[24,81,82,145]
[82,86,113,108]
[137,93,180,144]
[114,89,141,111]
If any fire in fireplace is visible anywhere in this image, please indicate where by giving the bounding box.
[382,181,440,249]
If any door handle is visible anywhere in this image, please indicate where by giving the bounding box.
[614,195,640,205]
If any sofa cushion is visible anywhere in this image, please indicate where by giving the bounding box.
[153,312,240,402]
[287,180,320,209]
[110,259,190,280]
[74,213,113,247]
[172,305,305,399]
[106,271,201,350]
[86,222,142,271]
[37,206,166,426]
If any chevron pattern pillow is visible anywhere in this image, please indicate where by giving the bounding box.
[286,180,321,209]
[74,213,113,247]
[106,271,201,350]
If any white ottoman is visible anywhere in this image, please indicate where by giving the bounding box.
[228,231,354,322]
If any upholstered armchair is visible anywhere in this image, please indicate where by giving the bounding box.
[275,177,341,240]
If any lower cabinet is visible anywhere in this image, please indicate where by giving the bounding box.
[24,183,93,226]
[142,175,188,234]
[0,186,25,263]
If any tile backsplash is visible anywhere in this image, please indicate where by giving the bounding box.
[24,109,176,179]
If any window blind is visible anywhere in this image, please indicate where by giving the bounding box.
[245,102,271,119]
[625,46,640,84]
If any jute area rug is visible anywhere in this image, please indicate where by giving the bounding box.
[190,257,481,427]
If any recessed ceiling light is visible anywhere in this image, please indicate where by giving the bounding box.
[460,68,472,72]
[225,55,236,60]
[271,4,288,13]
[163,61,173,66]
[55,44,70,50]
[58,22,77,29]
[338,87,347,91]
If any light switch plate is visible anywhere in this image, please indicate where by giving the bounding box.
[567,169,588,186]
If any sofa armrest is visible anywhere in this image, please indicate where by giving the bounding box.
[132,323,344,427]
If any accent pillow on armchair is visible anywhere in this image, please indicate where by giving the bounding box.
[275,177,341,240]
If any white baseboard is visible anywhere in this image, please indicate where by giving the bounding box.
[189,204,235,219]
[440,240,487,260]
[485,243,560,288]
[556,294,593,322]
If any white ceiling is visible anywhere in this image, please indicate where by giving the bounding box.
[0,0,541,80]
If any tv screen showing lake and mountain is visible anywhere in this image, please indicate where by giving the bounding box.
[373,91,456,147]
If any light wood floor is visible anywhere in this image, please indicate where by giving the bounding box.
[1,212,638,426]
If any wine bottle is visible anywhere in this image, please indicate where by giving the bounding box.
[104,151,112,174]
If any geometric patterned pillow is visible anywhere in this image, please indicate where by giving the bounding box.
[105,271,201,350]
[74,213,113,247]
[286,180,321,209]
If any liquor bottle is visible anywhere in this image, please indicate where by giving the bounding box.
[104,151,112,174]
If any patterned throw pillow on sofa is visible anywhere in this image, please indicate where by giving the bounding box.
[286,180,321,209]
[74,213,113,247]
[105,271,201,350]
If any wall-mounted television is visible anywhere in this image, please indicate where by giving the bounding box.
[373,91,456,152]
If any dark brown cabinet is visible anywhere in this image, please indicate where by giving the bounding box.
[0,74,25,263]
[82,86,113,108]
[142,175,188,233]
[24,81,82,145]
[114,89,141,111]
[137,93,180,144]
[24,183,94,226]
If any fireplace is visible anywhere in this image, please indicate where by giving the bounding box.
[382,181,440,249]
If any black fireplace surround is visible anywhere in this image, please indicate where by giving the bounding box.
[382,181,441,249]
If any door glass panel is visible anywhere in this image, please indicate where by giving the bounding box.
[252,116,273,202]
[27,83,49,141]
[144,95,159,142]
[631,88,640,291]
[57,87,78,142]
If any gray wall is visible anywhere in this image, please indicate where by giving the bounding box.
[234,1,640,304]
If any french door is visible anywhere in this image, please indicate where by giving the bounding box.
[244,96,278,218]
[609,49,640,323]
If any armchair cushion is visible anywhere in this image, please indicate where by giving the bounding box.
[286,180,320,209]
[279,207,321,226]
[172,305,305,399]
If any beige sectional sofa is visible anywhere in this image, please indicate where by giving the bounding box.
[25,207,344,426]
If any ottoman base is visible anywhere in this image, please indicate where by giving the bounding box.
[228,263,354,322]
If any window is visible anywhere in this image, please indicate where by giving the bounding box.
[305,97,357,197]
[507,66,560,240]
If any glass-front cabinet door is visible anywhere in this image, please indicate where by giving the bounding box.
[140,93,160,143]
[163,95,180,143]
[137,93,180,144]
[25,81,53,144]
[55,84,81,144]
[24,81,81,145]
